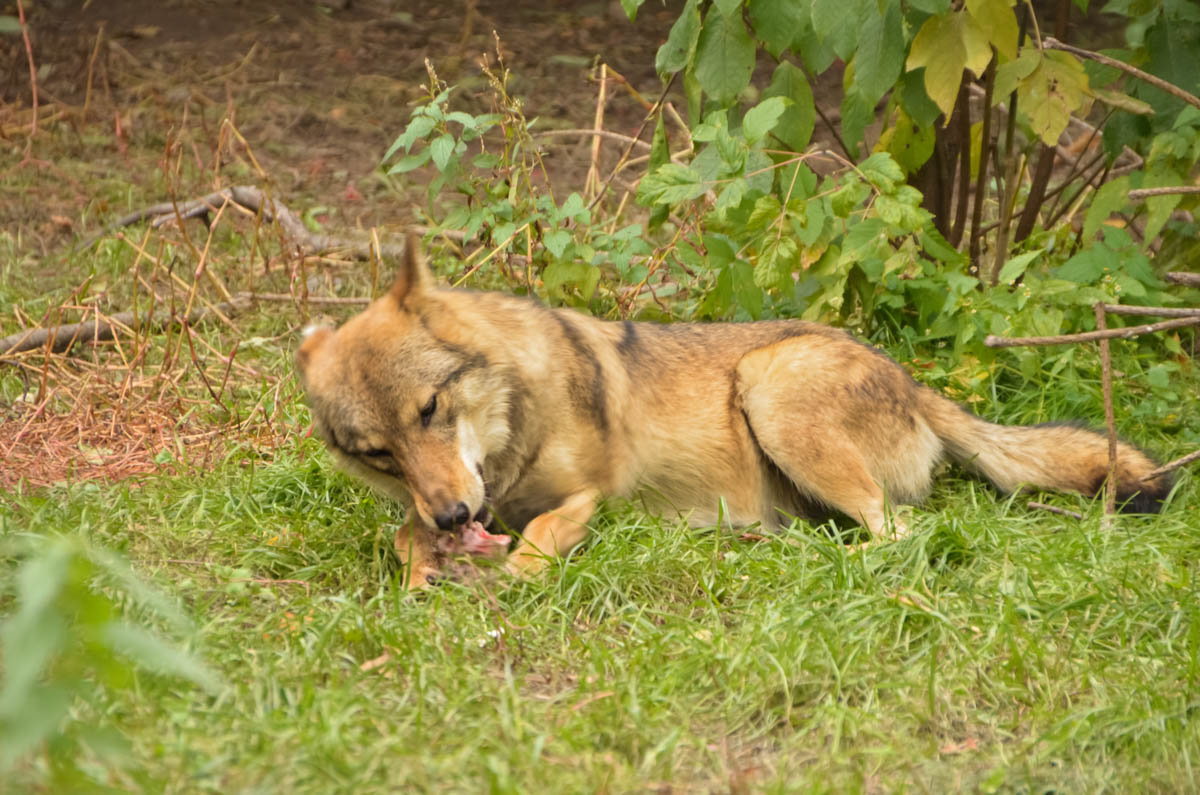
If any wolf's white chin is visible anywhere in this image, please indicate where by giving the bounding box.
[456,417,486,509]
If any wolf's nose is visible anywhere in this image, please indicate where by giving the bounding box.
[434,502,472,530]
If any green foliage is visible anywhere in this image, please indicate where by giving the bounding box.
[0,534,221,788]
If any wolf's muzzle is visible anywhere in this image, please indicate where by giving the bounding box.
[434,501,471,531]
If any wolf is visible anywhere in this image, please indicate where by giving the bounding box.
[295,236,1171,589]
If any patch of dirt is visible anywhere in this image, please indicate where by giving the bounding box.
[5,0,682,237]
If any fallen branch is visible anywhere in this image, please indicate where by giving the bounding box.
[0,296,252,357]
[74,186,410,260]
[1100,304,1200,318]
[1166,272,1200,288]
[984,315,1200,348]
[1128,186,1200,201]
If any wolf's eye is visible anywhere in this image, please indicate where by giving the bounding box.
[363,448,390,459]
[419,394,437,427]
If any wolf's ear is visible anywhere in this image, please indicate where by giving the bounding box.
[389,233,434,305]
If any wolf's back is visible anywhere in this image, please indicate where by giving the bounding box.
[917,389,1171,512]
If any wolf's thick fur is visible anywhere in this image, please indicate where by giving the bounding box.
[296,238,1171,588]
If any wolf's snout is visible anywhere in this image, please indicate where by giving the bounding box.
[434,501,471,531]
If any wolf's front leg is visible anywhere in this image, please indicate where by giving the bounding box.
[393,517,442,590]
[506,490,599,577]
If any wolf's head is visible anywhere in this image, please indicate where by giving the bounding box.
[295,236,508,533]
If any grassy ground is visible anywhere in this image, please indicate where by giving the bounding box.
[3,422,1199,792]
[3,4,1200,791]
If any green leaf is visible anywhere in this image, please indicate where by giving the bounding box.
[656,0,702,75]
[742,96,791,146]
[387,149,431,174]
[382,115,436,163]
[619,0,646,20]
[647,113,671,228]
[637,163,709,205]
[748,0,808,57]
[853,1,905,106]
[1083,176,1130,243]
[859,152,905,193]
[897,70,943,129]
[996,250,1042,284]
[0,684,70,769]
[840,89,873,160]
[811,0,867,61]
[1055,247,1106,284]
[430,134,456,172]
[1142,165,1184,243]
[694,5,756,103]
[103,622,223,693]
[993,47,1040,100]
[746,195,783,233]
[713,0,743,17]
[762,62,815,152]
[754,235,799,291]
[543,229,572,258]
[879,107,936,174]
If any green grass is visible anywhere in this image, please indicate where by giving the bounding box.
[3,421,1199,792]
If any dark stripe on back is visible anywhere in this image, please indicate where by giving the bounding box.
[553,312,610,434]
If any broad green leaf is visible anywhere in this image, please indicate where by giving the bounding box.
[742,96,791,146]
[0,684,70,768]
[754,235,799,291]
[716,178,748,211]
[762,62,815,152]
[1142,165,1184,243]
[997,250,1042,284]
[1083,176,1130,243]
[749,0,808,57]
[713,0,743,16]
[746,195,783,233]
[811,0,867,61]
[619,0,645,20]
[744,149,776,196]
[859,152,905,193]
[840,89,873,159]
[694,6,756,103]
[1055,247,1107,283]
[543,229,572,258]
[853,1,905,105]
[656,0,702,75]
[430,134,456,172]
[908,0,951,12]
[966,0,1019,59]
[732,260,764,318]
[878,107,936,174]
[637,163,709,205]
[383,115,436,162]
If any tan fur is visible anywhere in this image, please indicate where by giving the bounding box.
[296,236,1171,588]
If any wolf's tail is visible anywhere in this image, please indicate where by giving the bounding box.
[918,389,1172,513]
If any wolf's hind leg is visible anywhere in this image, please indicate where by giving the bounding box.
[736,341,913,542]
[506,489,599,577]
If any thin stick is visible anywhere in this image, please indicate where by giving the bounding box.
[1142,448,1200,482]
[587,72,678,213]
[1043,37,1200,113]
[16,0,37,138]
[82,23,105,125]
[1128,186,1200,201]
[533,128,651,151]
[1100,304,1200,318]
[585,63,608,200]
[984,315,1200,348]
[1094,303,1117,516]
[1027,501,1083,520]
[251,292,370,305]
